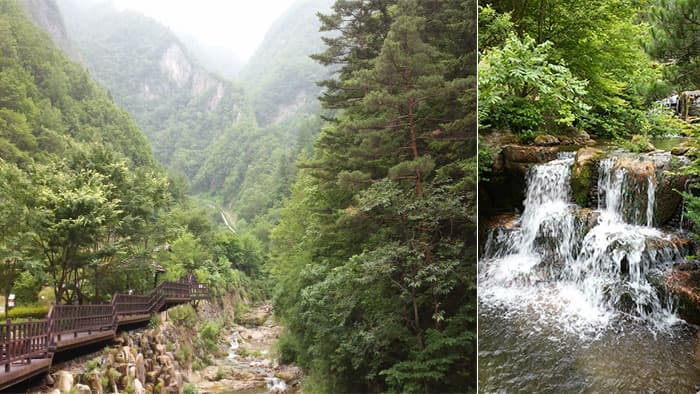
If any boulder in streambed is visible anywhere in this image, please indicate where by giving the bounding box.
[501,144,560,174]
[534,134,560,146]
[55,371,73,394]
[665,267,700,324]
[571,147,604,206]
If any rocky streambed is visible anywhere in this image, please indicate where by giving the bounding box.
[34,304,300,394]
[191,305,302,394]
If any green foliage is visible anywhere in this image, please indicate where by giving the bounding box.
[276,330,300,365]
[477,137,498,181]
[168,304,197,329]
[648,0,700,88]
[86,357,100,373]
[13,273,44,304]
[644,105,693,136]
[148,314,161,329]
[483,0,659,137]
[621,134,656,153]
[1,305,48,320]
[175,343,193,366]
[477,5,514,50]
[214,367,225,381]
[479,33,589,135]
[270,1,476,392]
[198,320,222,354]
[182,383,198,394]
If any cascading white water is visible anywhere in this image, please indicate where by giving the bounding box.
[480,153,684,332]
[482,153,578,288]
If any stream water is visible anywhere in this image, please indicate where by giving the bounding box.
[479,153,700,391]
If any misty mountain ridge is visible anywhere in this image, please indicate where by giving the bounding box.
[24,0,333,236]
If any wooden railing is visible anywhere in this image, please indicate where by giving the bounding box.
[0,318,50,372]
[0,277,209,387]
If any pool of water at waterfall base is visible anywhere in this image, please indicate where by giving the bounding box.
[479,304,700,392]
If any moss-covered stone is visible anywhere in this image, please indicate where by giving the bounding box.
[570,147,603,207]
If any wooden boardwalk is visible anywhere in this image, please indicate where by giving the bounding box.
[0,278,208,390]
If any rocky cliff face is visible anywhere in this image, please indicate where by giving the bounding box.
[52,0,247,176]
[239,0,332,126]
[20,0,82,62]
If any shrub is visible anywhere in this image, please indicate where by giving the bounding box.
[167,304,197,328]
[86,357,100,372]
[479,34,589,136]
[175,343,193,365]
[183,383,198,394]
[214,367,225,381]
[199,320,222,353]
[622,134,655,153]
[148,314,161,329]
[1,305,49,320]
[276,332,299,365]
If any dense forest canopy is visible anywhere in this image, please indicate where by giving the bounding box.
[269,0,476,392]
[478,0,691,140]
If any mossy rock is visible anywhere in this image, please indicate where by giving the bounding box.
[534,134,560,146]
[570,147,604,206]
[675,291,700,325]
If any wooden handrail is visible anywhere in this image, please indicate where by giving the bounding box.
[0,276,209,381]
[0,318,50,372]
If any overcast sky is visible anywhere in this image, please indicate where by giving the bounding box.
[112,0,298,60]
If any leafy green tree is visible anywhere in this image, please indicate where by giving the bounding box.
[271,0,476,391]
[31,159,120,303]
[161,232,208,281]
[0,162,37,312]
[479,33,589,137]
[481,0,657,136]
[648,0,700,87]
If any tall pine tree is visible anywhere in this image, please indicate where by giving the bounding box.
[270,0,476,392]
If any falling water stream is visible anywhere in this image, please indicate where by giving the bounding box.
[479,153,700,392]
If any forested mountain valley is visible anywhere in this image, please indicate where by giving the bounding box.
[0,0,475,392]
[55,0,331,242]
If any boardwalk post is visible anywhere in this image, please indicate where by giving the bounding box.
[5,318,10,372]
[26,318,31,365]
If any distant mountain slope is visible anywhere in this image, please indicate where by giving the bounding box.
[176,32,243,80]
[39,0,334,238]
[238,0,333,126]
[20,0,81,62]
[56,0,249,178]
[0,0,154,167]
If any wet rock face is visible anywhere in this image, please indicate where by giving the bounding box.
[567,149,689,226]
[666,267,700,324]
[571,147,604,207]
[501,144,560,174]
[678,90,700,118]
[534,134,560,146]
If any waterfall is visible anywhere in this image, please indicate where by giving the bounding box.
[480,153,684,331]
